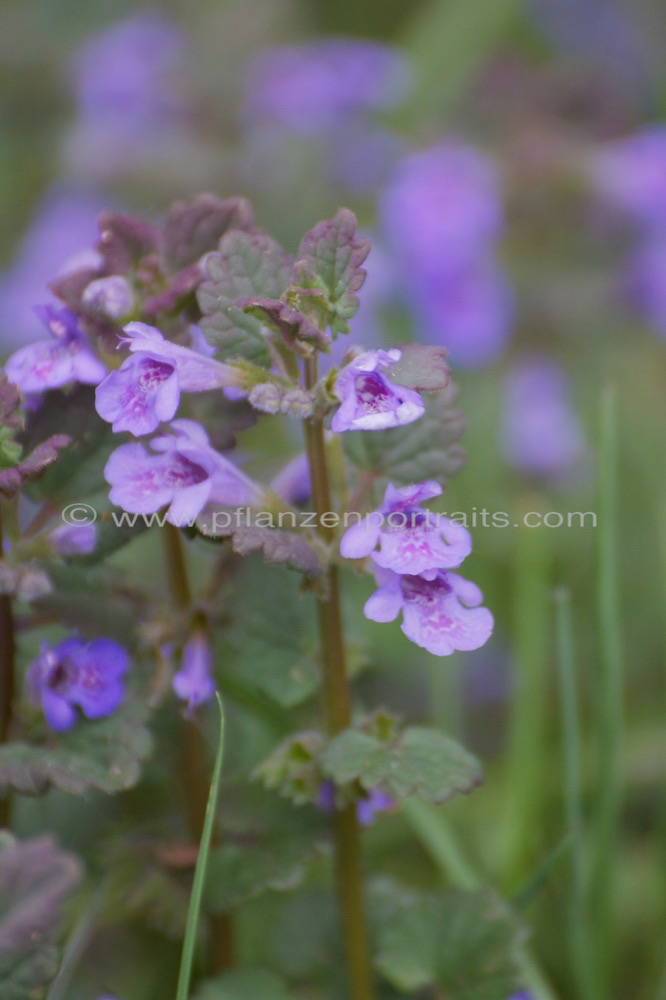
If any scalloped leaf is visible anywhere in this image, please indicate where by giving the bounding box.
[390,343,451,391]
[196,509,322,576]
[193,969,295,1000]
[224,559,320,707]
[197,231,293,366]
[0,834,82,1000]
[321,726,481,804]
[343,385,466,488]
[0,696,152,796]
[376,889,524,997]
[162,194,254,272]
[290,208,370,336]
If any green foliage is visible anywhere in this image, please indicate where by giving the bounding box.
[375,887,524,997]
[343,385,466,489]
[322,725,481,804]
[254,731,325,805]
[193,968,295,1000]
[204,825,324,912]
[198,231,293,365]
[390,343,451,391]
[196,510,322,576]
[0,695,152,796]
[290,208,370,336]
[225,559,320,707]
[0,834,82,1000]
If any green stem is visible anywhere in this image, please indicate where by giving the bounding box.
[303,356,375,1000]
[0,504,16,827]
[591,386,623,1000]
[163,524,234,975]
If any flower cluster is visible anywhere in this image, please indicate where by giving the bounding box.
[591,126,666,338]
[380,142,513,366]
[340,482,493,656]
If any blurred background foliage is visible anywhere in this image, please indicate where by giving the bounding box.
[1,0,665,998]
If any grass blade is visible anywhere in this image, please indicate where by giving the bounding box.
[176,693,226,1000]
[554,587,592,999]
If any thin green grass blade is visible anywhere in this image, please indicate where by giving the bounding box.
[590,386,624,1000]
[554,587,592,999]
[511,834,572,911]
[502,505,552,884]
[176,693,226,1000]
[47,883,107,1000]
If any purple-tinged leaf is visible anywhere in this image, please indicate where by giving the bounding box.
[96,211,160,274]
[389,343,451,392]
[236,297,329,356]
[198,230,293,366]
[196,510,322,576]
[291,208,370,336]
[18,435,71,479]
[161,194,254,272]
[0,373,23,430]
[142,264,202,318]
[0,833,82,998]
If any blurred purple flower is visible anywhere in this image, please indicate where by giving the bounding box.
[590,127,666,230]
[104,419,263,524]
[270,453,311,507]
[50,522,98,557]
[245,39,410,133]
[332,349,424,432]
[27,637,129,731]
[172,632,215,713]
[502,357,587,478]
[317,780,394,825]
[340,481,471,576]
[626,234,666,337]
[5,306,106,394]
[381,142,504,265]
[63,12,189,182]
[411,257,514,367]
[0,188,103,352]
[364,568,494,657]
[95,322,243,436]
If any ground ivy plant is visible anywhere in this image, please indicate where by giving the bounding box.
[0,196,527,1000]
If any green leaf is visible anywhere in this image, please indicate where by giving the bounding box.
[193,968,295,1000]
[343,385,466,488]
[198,231,293,366]
[0,695,152,796]
[390,343,451,391]
[204,826,323,912]
[376,889,524,997]
[225,559,320,707]
[291,208,370,336]
[254,731,325,805]
[0,834,82,1000]
[196,511,322,577]
[321,726,481,804]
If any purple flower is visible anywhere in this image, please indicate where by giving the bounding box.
[172,633,215,713]
[356,788,395,826]
[626,234,666,337]
[502,357,587,478]
[270,453,311,506]
[411,257,514,367]
[590,127,666,230]
[364,569,494,657]
[104,419,263,525]
[27,637,129,731]
[381,142,504,265]
[49,522,98,556]
[245,40,410,133]
[317,780,395,825]
[95,322,243,436]
[332,349,424,432]
[5,306,106,394]
[340,481,471,576]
